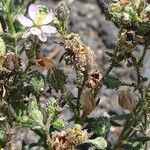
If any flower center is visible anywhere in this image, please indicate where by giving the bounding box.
[34,11,46,27]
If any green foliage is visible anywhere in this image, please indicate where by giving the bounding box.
[28,101,44,127]
[30,73,45,95]
[74,70,85,88]
[103,75,121,89]
[0,0,150,149]
[47,69,66,92]
[87,117,110,136]
[85,137,107,150]
[52,117,65,129]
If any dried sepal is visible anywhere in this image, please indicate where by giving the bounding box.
[86,69,102,89]
[2,52,21,71]
[118,90,136,111]
[120,0,131,5]
[80,88,96,116]
[31,54,55,72]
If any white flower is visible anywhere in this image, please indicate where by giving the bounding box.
[18,4,57,42]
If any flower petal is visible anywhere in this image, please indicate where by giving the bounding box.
[41,25,57,34]
[18,15,33,27]
[22,29,31,38]
[30,27,41,35]
[41,12,55,25]
[28,4,39,21]
[38,32,47,42]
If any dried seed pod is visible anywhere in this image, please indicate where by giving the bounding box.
[118,90,136,111]
[80,88,96,116]
[3,52,21,71]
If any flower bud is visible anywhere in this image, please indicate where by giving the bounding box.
[55,3,70,22]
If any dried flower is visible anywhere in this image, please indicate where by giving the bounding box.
[52,131,72,150]
[18,4,57,42]
[86,69,102,89]
[67,124,88,146]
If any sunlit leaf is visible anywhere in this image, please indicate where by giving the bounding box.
[84,137,107,150]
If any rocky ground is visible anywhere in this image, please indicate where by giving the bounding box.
[9,0,150,149]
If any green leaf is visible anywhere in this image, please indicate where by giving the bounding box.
[52,117,65,129]
[47,97,57,115]
[105,51,114,57]
[111,114,131,121]
[0,129,6,147]
[47,69,66,92]
[86,117,110,136]
[129,137,150,143]
[103,75,121,89]
[30,73,45,95]
[28,101,44,127]
[85,137,107,150]
[30,109,44,127]
[28,100,39,112]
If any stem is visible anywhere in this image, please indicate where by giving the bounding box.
[76,88,82,122]
[4,0,17,52]
[6,13,15,35]
[113,44,149,149]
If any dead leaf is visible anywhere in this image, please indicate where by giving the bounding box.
[0,23,3,33]
[80,89,96,116]
[118,90,136,111]
[31,54,55,72]
[136,0,141,10]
